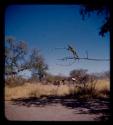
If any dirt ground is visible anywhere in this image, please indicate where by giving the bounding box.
[5,97,110,121]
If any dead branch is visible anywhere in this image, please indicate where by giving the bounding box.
[58,56,110,61]
[56,45,110,62]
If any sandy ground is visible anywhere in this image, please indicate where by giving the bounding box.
[5,99,109,121]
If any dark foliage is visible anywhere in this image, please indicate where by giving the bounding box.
[80,0,110,37]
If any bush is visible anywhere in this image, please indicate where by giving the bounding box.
[67,75,98,99]
[70,69,90,85]
[5,76,25,87]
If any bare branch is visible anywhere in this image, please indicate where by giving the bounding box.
[55,47,67,50]
[55,45,110,67]
[58,56,110,61]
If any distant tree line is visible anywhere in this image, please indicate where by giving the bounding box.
[71,69,109,79]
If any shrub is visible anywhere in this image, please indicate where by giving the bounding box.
[5,76,25,87]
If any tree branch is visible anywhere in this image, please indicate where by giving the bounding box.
[58,56,110,61]
[55,46,110,66]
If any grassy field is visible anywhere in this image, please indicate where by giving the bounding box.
[5,79,110,101]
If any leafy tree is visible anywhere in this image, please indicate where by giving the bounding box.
[29,48,48,81]
[5,36,48,83]
[80,0,110,37]
[5,36,28,77]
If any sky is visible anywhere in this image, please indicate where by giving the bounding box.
[5,5,110,77]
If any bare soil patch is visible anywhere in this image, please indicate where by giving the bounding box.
[5,96,110,121]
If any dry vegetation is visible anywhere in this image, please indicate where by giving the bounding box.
[5,79,110,101]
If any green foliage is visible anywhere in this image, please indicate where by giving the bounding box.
[80,0,110,37]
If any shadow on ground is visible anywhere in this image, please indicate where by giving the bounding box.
[11,95,110,121]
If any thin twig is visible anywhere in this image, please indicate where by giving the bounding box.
[55,47,67,50]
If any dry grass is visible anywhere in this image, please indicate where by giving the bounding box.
[95,79,110,91]
[5,80,110,101]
